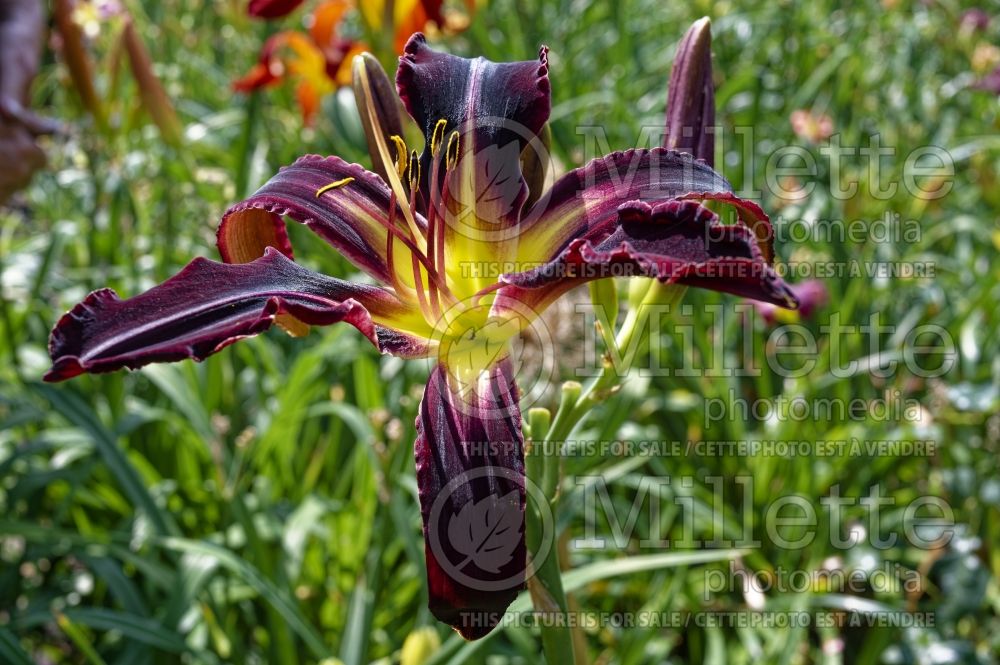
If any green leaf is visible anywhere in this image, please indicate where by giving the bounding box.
[0,628,33,665]
[29,383,178,537]
[155,536,333,660]
[62,608,188,653]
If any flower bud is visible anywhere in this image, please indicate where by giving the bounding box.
[663,17,714,165]
[401,626,441,665]
[352,52,405,183]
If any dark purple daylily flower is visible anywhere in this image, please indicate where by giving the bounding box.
[46,32,797,639]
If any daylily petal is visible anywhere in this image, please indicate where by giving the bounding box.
[396,34,550,153]
[235,28,351,125]
[247,0,305,19]
[295,81,323,126]
[359,0,443,49]
[415,357,525,639]
[677,190,775,264]
[495,199,797,321]
[45,248,431,382]
[307,1,363,87]
[282,32,337,124]
[752,278,827,325]
[663,17,715,162]
[218,155,427,287]
[517,148,732,265]
[396,34,550,281]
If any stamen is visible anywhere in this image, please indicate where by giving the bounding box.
[411,251,434,322]
[426,125,456,310]
[471,280,503,304]
[381,187,454,308]
[389,135,408,176]
[355,65,455,316]
[315,177,355,197]
[445,131,461,170]
[384,191,415,299]
[430,118,448,156]
[425,148,443,313]
[355,64,425,246]
[435,158,451,281]
[408,149,421,194]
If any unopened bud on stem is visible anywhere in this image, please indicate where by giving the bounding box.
[352,52,405,183]
[663,17,715,166]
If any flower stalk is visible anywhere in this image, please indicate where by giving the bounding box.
[525,406,576,663]
[521,19,725,660]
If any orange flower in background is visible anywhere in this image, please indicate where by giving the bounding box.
[234,1,363,125]
[358,0,451,53]
[234,0,474,124]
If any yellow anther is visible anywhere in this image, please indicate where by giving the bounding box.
[389,135,408,176]
[408,149,421,190]
[430,118,448,156]
[445,131,461,170]
[315,177,355,197]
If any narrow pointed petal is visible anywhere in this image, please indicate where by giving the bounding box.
[519,148,743,264]
[352,52,406,184]
[247,0,305,19]
[663,17,715,163]
[415,358,525,639]
[396,34,550,272]
[495,199,797,321]
[752,278,827,325]
[45,248,430,382]
[218,155,427,285]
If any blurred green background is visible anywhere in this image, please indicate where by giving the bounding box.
[1,0,998,663]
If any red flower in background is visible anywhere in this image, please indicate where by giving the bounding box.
[235,0,471,124]
[234,1,363,124]
[247,0,307,18]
